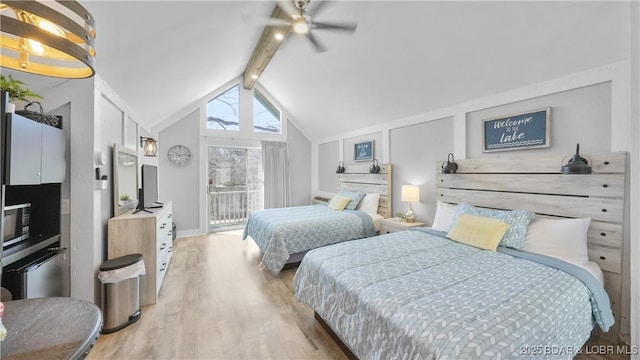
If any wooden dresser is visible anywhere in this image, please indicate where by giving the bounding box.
[107,201,173,306]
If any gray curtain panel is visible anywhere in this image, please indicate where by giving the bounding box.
[261,140,290,209]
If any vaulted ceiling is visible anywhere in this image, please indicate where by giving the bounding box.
[6,1,631,141]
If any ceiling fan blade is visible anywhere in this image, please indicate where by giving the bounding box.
[307,0,332,18]
[277,0,301,19]
[305,32,326,53]
[311,21,357,33]
[242,12,292,27]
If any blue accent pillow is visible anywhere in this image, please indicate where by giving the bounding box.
[448,202,535,250]
[337,190,365,210]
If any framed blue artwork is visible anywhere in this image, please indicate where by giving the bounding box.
[354,140,374,161]
[482,108,551,152]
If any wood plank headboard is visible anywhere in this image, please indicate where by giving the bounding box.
[337,163,392,218]
[435,152,628,343]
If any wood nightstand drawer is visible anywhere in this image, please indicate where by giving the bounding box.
[379,219,425,234]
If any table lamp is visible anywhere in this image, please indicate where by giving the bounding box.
[401,185,420,223]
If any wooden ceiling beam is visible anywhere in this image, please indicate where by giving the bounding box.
[242,5,292,89]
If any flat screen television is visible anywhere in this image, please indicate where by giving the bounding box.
[141,164,159,208]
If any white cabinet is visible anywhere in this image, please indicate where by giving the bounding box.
[5,114,66,185]
[107,202,173,306]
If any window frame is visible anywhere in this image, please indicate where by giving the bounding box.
[253,89,281,134]
[200,77,287,141]
[205,83,241,132]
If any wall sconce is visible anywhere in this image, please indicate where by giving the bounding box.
[561,143,592,174]
[0,1,96,78]
[401,185,420,223]
[140,137,158,157]
[441,153,458,174]
[336,161,345,173]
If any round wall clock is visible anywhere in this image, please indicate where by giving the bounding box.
[167,144,192,166]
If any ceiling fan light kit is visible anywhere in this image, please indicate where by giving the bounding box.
[0,0,96,78]
[293,18,310,34]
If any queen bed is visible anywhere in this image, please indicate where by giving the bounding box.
[294,152,628,358]
[243,163,392,274]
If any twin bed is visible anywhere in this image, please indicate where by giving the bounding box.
[245,152,628,358]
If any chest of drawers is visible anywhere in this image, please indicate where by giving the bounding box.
[107,202,173,306]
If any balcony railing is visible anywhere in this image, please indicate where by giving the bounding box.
[208,186,263,229]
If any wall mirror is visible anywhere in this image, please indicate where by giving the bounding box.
[112,143,138,216]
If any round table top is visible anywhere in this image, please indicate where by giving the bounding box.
[1,297,102,360]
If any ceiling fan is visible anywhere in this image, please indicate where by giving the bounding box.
[267,0,358,53]
[242,0,357,89]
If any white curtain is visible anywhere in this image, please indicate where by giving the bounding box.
[261,141,290,209]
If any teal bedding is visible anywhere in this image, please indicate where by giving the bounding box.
[294,228,614,359]
[243,204,376,274]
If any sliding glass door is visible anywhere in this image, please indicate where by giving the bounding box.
[207,146,263,231]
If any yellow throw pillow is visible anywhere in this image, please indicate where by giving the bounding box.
[328,196,351,211]
[447,214,510,251]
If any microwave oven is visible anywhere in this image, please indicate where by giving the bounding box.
[3,203,31,247]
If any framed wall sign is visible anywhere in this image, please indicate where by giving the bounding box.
[354,140,374,161]
[482,108,551,152]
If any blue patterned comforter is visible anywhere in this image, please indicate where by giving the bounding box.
[294,228,614,360]
[243,205,376,274]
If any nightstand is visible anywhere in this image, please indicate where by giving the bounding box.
[379,218,425,234]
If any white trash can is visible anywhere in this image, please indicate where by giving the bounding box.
[98,254,145,333]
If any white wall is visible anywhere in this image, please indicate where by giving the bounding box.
[287,120,312,207]
[313,60,635,345]
[343,132,384,166]
[154,80,312,236]
[317,141,339,194]
[389,117,454,221]
[39,76,145,305]
[466,82,612,158]
[47,103,71,296]
[159,109,200,233]
[38,78,97,303]
[315,62,630,222]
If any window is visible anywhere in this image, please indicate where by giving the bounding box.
[207,85,240,131]
[253,90,281,134]
[207,146,263,231]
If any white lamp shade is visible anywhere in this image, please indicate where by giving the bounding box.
[401,185,420,202]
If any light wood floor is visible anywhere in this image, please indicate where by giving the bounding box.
[88,230,630,360]
[87,230,347,360]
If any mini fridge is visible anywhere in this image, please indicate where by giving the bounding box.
[2,247,65,299]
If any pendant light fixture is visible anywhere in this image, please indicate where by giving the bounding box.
[0,1,96,78]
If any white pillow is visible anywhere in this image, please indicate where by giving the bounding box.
[356,193,380,215]
[522,217,591,267]
[431,200,457,231]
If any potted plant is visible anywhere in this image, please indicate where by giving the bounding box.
[119,194,131,207]
[0,74,42,113]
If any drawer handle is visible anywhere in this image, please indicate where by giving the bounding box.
[160,225,166,229]
[160,263,167,271]
[168,247,173,253]
[168,214,172,218]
